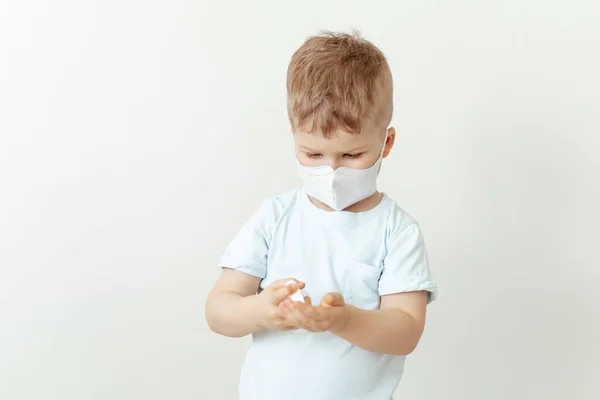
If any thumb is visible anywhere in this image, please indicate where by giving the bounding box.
[270,278,305,290]
[321,292,345,307]
[268,283,297,305]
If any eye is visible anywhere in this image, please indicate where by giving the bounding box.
[306,153,323,159]
[343,153,363,159]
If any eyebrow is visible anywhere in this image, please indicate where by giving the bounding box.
[298,146,318,153]
[343,146,368,153]
[298,145,368,154]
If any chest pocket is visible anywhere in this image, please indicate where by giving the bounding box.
[345,261,383,310]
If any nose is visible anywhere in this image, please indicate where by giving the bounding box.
[328,158,340,170]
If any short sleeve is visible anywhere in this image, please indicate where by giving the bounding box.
[379,222,438,303]
[219,199,278,279]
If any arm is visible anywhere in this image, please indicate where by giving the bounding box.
[206,199,276,338]
[282,290,428,355]
[331,291,428,355]
[279,218,436,352]
[281,222,436,354]
[205,268,263,338]
[333,221,435,355]
[206,269,305,338]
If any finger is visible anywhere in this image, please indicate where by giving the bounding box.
[287,302,312,321]
[289,306,317,331]
[281,301,309,330]
[278,301,290,316]
[282,299,305,322]
[274,319,297,331]
[302,305,325,320]
[267,305,285,321]
[299,311,326,332]
[304,296,312,305]
[271,278,305,290]
[281,325,299,331]
[290,305,311,326]
[311,306,337,322]
[290,299,305,309]
[270,284,297,304]
[297,317,318,332]
[281,298,297,315]
[283,313,302,329]
[293,303,320,325]
[321,292,345,307]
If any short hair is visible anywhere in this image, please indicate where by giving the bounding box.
[286,31,393,137]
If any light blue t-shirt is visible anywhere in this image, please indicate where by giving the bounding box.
[219,188,437,400]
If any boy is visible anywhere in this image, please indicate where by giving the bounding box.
[205,31,437,400]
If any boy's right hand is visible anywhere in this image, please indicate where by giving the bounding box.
[254,278,305,331]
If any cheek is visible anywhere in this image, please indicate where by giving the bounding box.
[297,155,314,167]
[297,154,323,167]
[349,154,379,169]
[295,151,308,165]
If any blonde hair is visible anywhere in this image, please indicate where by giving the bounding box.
[286,31,393,137]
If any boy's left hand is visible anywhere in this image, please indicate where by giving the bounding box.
[280,292,348,333]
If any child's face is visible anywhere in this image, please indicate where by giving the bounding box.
[294,126,396,170]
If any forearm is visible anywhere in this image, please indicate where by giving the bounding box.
[331,305,424,355]
[205,291,263,338]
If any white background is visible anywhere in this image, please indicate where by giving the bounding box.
[1,1,599,399]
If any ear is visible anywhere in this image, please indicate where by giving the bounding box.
[382,127,396,158]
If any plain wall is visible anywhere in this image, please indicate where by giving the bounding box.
[1,1,599,399]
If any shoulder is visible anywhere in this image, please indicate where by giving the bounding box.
[263,187,302,209]
[381,195,421,239]
[255,187,304,222]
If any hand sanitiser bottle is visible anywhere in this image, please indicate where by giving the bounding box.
[285,280,305,303]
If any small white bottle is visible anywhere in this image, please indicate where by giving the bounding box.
[285,280,305,303]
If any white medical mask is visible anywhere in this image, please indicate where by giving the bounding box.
[297,133,388,211]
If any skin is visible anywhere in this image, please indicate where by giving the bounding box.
[205,124,428,355]
[294,125,396,213]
